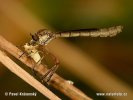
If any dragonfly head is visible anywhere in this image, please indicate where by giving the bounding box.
[30,29,55,45]
[36,29,55,45]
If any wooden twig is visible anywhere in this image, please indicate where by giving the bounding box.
[0,50,61,100]
[0,35,92,100]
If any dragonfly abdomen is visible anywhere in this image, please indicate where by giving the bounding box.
[55,25,123,38]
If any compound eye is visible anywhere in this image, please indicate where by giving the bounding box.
[31,33,39,41]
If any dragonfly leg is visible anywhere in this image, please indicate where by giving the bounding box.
[16,45,26,58]
[42,62,59,83]
[32,51,44,76]
[41,48,59,83]
[19,52,25,58]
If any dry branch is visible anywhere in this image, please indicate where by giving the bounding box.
[0,35,92,100]
[0,50,61,100]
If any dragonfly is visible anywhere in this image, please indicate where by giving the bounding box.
[21,25,123,83]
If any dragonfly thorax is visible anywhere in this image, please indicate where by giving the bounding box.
[24,43,38,54]
[23,43,41,63]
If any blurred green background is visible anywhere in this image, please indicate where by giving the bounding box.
[0,0,133,100]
